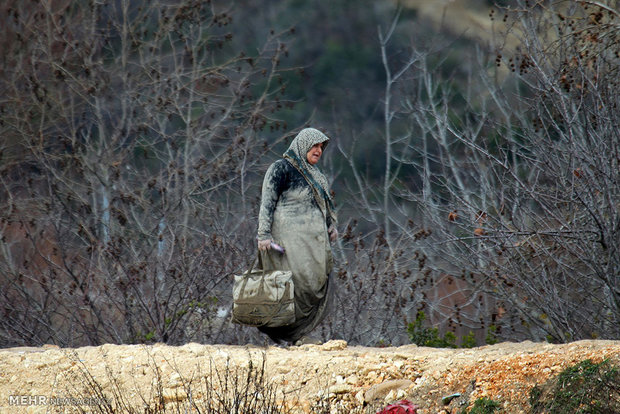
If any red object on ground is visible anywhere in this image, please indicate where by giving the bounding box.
[376,400,419,414]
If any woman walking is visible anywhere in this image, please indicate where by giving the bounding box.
[256,128,338,345]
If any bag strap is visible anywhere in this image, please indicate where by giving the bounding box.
[243,256,259,276]
[243,251,267,277]
[240,250,274,278]
[237,256,260,300]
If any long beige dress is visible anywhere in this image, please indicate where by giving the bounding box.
[256,128,337,343]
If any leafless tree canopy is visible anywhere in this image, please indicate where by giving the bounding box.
[365,0,619,343]
[332,0,618,345]
[0,0,296,346]
[0,0,618,347]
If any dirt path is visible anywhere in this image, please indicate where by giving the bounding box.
[1,339,619,413]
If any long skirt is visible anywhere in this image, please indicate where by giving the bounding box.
[257,199,333,343]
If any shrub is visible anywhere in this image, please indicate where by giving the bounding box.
[485,325,499,346]
[461,331,477,349]
[407,311,456,348]
[69,352,288,414]
[407,311,484,348]
[66,350,367,414]
[529,358,620,414]
[460,397,501,414]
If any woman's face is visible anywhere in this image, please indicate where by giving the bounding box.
[306,142,324,165]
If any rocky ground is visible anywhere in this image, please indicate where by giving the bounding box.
[0,339,618,413]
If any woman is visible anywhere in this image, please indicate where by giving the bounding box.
[256,128,338,345]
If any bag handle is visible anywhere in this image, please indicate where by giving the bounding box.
[243,256,259,276]
[240,250,269,279]
[240,250,263,277]
[237,256,260,302]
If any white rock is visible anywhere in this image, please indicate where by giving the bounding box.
[329,384,352,394]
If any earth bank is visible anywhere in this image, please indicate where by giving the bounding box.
[0,339,619,413]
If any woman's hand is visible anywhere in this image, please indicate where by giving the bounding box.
[328,225,338,242]
[258,239,273,251]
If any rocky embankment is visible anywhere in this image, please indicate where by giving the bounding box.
[0,339,619,413]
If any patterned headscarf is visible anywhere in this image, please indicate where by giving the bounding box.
[283,128,337,227]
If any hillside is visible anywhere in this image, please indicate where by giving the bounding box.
[1,340,618,413]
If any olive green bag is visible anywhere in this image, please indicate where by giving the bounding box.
[231,256,295,327]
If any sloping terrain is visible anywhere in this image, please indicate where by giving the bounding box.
[0,339,618,413]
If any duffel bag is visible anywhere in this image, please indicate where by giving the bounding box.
[231,257,295,327]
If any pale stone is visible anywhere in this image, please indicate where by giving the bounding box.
[328,383,352,394]
[320,340,348,351]
[162,388,188,402]
[168,372,182,388]
[364,379,414,403]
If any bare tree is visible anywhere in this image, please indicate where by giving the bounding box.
[0,0,297,346]
[329,0,618,346]
[400,0,619,342]
[326,9,446,346]
[2,0,616,348]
